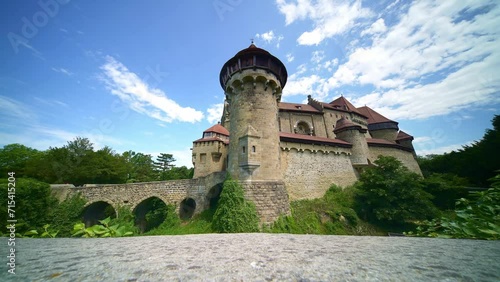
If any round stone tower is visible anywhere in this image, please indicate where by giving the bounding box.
[220,43,287,181]
[334,117,369,165]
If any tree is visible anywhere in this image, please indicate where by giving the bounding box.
[123,151,156,182]
[355,156,438,225]
[418,115,500,187]
[421,173,469,210]
[155,153,175,180]
[0,178,54,234]
[0,144,41,178]
[412,172,500,239]
[212,178,259,233]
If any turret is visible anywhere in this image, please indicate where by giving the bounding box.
[192,123,229,178]
[357,106,399,141]
[334,118,369,165]
[219,43,287,181]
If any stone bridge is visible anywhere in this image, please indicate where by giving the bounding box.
[51,172,226,230]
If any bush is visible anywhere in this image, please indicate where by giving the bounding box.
[410,173,500,240]
[48,193,86,237]
[0,178,53,234]
[422,173,469,210]
[355,156,438,225]
[212,179,259,233]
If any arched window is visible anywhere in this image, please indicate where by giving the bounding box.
[294,121,313,135]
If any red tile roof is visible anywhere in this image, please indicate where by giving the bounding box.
[396,130,414,141]
[326,96,365,117]
[334,117,361,133]
[357,106,397,125]
[193,137,229,145]
[280,132,352,147]
[279,102,320,113]
[203,124,229,136]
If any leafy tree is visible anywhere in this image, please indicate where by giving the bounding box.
[155,153,175,180]
[355,156,438,225]
[212,179,259,233]
[411,173,500,239]
[418,115,500,186]
[162,166,194,180]
[0,178,53,234]
[421,173,469,210]
[47,193,87,237]
[123,151,156,182]
[0,144,41,178]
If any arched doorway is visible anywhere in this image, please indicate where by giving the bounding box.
[179,198,197,220]
[83,201,116,227]
[133,197,168,233]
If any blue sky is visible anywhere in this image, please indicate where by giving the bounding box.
[1,0,499,168]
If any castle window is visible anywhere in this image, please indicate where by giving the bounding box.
[252,146,256,153]
[242,146,246,153]
[200,153,206,164]
[294,121,313,135]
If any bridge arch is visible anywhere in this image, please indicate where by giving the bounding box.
[132,196,169,233]
[179,198,197,220]
[206,183,223,210]
[82,200,117,227]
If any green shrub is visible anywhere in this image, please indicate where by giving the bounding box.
[422,173,469,210]
[48,193,86,237]
[0,178,53,234]
[212,179,259,233]
[355,156,438,225]
[410,174,500,240]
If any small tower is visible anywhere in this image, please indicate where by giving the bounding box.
[219,43,287,181]
[192,123,229,178]
[334,117,369,165]
[357,106,399,141]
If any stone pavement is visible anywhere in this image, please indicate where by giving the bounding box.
[1,233,499,281]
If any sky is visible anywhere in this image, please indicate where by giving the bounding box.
[1,0,499,168]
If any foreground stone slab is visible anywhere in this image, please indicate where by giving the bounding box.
[2,234,499,281]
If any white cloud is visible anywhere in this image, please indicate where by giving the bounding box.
[415,141,473,156]
[256,30,284,48]
[276,0,372,45]
[256,30,276,43]
[361,18,387,36]
[0,95,35,120]
[51,67,73,76]
[284,0,500,120]
[311,50,325,64]
[100,56,204,123]
[206,103,224,124]
[283,74,324,98]
[286,53,295,62]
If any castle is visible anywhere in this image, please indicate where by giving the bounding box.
[192,44,421,222]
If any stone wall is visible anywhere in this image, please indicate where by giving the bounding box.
[240,180,290,224]
[52,172,226,215]
[192,140,228,178]
[368,146,422,175]
[280,142,358,201]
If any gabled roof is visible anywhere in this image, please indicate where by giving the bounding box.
[203,124,229,136]
[279,102,320,113]
[279,132,352,148]
[326,96,365,117]
[396,130,414,141]
[357,106,398,125]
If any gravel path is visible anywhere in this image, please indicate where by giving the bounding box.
[1,234,499,281]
